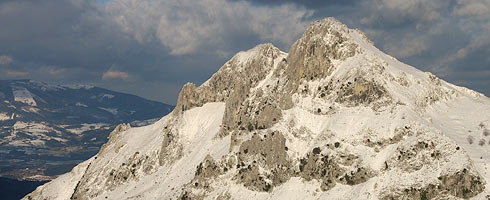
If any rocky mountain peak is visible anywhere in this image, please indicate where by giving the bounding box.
[174,43,284,113]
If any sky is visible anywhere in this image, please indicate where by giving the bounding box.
[0,0,489,105]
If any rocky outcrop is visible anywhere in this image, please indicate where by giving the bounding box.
[159,126,183,166]
[98,123,131,154]
[334,77,389,107]
[173,44,285,138]
[383,168,485,200]
[235,131,292,192]
[282,18,359,97]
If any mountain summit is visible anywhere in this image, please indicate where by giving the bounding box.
[25,17,490,200]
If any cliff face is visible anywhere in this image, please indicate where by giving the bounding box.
[25,18,490,200]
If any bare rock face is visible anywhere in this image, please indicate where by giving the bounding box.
[173,44,285,138]
[297,147,374,191]
[284,18,359,94]
[236,131,292,191]
[382,168,485,200]
[334,77,389,107]
[173,43,282,113]
[24,17,490,200]
[158,126,183,166]
[179,155,228,199]
[99,123,131,154]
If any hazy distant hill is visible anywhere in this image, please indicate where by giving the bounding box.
[0,79,173,180]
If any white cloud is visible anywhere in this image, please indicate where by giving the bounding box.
[102,69,129,80]
[104,0,311,55]
[47,68,66,76]
[454,0,490,20]
[437,31,490,67]
[359,0,450,25]
[0,55,13,65]
[383,35,429,58]
[6,70,28,77]
[354,0,455,60]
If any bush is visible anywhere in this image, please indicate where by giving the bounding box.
[483,129,489,137]
[247,122,254,131]
[479,122,485,129]
[420,191,428,200]
[479,139,486,146]
[312,147,321,155]
[467,136,474,144]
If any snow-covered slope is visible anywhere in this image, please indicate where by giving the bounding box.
[25,18,490,200]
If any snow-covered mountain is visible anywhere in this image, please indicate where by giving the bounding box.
[0,80,173,180]
[25,18,490,199]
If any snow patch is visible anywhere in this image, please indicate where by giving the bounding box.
[63,84,94,90]
[12,87,37,106]
[102,94,115,99]
[99,107,118,115]
[66,123,110,135]
[75,102,88,107]
[0,112,10,121]
[234,46,262,65]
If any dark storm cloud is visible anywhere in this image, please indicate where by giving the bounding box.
[1,0,489,104]
[0,0,130,72]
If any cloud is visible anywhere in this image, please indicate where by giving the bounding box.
[382,34,430,58]
[231,0,359,8]
[454,0,490,20]
[104,0,311,55]
[102,70,130,80]
[47,68,66,76]
[0,55,13,65]
[6,70,28,77]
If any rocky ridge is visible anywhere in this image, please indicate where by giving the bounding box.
[25,18,490,200]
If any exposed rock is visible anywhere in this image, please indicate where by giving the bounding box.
[159,129,183,166]
[334,77,389,108]
[99,123,131,154]
[236,131,292,192]
[439,168,485,198]
[283,18,359,95]
[172,44,285,139]
[298,151,343,191]
[298,148,374,191]
[386,139,435,172]
[365,126,413,149]
[382,168,485,200]
[179,155,226,199]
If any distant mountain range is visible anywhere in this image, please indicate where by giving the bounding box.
[0,79,173,180]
